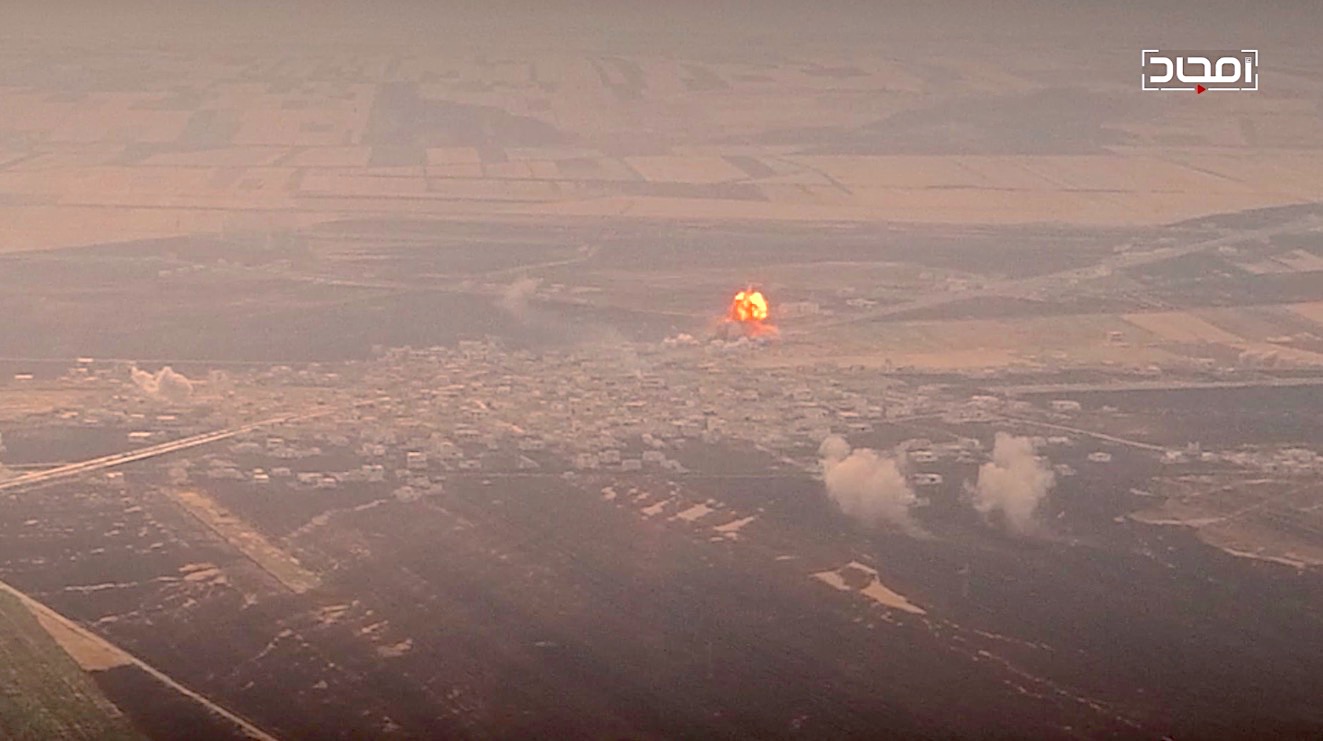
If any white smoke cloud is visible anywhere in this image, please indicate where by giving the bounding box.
[130,366,194,403]
[819,434,851,462]
[819,435,918,530]
[497,277,542,318]
[970,432,1055,535]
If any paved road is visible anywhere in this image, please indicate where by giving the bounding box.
[992,414,1169,452]
[0,414,301,494]
[991,376,1323,396]
[804,215,1323,331]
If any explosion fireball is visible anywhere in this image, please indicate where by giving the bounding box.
[729,288,769,322]
[726,287,777,337]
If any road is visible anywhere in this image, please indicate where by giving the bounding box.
[0,579,282,741]
[0,414,303,494]
[992,414,1169,453]
[990,376,1323,396]
[0,396,393,494]
[807,215,1323,331]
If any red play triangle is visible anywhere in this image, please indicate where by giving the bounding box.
[1196,84,1206,94]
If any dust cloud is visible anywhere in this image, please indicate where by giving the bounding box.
[819,435,918,530]
[130,366,195,403]
[970,432,1055,535]
[497,277,542,319]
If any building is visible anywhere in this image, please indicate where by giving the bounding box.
[778,301,821,318]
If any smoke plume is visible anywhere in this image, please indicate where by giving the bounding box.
[131,366,194,403]
[497,277,542,318]
[970,432,1055,535]
[819,435,917,530]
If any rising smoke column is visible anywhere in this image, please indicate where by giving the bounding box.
[819,435,917,530]
[497,277,542,319]
[970,432,1055,535]
[130,366,194,403]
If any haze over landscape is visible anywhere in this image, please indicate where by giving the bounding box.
[1,2,1321,739]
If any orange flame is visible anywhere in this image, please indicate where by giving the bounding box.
[729,288,769,323]
[725,287,777,338]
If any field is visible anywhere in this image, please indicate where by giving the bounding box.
[0,6,1321,739]
[3,40,1323,254]
[172,489,321,594]
[0,588,142,741]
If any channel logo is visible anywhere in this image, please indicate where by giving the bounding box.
[1142,49,1258,93]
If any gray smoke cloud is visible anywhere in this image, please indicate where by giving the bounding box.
[971,432,1055,535]
[497,277,542,318]
[131,366,194,403]
[819,435,917,530]
[495,278,650,375]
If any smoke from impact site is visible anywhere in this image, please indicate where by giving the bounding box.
[970,432,1056,535]
[131,366,194,403]
[819,435,918,531]
[498,277,542,319]
[818,432,1057,537]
